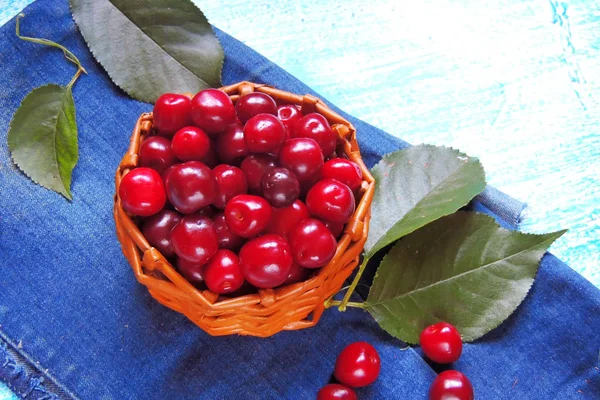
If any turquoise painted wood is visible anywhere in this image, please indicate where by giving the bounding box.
[1,0,599,398]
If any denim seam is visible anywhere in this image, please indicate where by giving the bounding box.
[0,328,78,400]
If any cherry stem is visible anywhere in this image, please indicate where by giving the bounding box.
[338,256,370,311]
[16,14,87,90]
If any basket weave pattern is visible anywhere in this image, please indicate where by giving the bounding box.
[114,82,374,337]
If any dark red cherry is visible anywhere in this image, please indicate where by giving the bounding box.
[176,257,205,287]
[203,249,244,294]
[138,136,177,174]
[243,114,286,154]
[288,218,337,268]
[170,214,218,264]
[277,104,302,137]
[164,161,217,214]
[260,167,300,208]
[215,123,248,165]
[235,92,277,123]
[141,209,181,258]
[293,113,337,156]
[281,261,311,285]
[278,138,324,183]
[266,199,310,239]
[213,213,245,251]
[153,93,191,136]
[190,89,236,134]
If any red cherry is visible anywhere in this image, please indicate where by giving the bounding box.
[240,154,278,193]
[278,138,324,183]
[321,158,363,192]
[288,218,337,268]
[153,93,191,136]
[324,220,345,239]
[266,199,310,239]
[141,209,181,258]
[317,384,357,400]
[213,213,245,251]
[212,164,248,209]
[420,322,463,364]
[164,161,216,214]
[239,234,293,288]
[176,257,205,287]
[215,123,248,165]
[293,113,337,156]
[306,179,355,224]
[224,194,272,238]
[260,167,300,208]
[203,249,244,294]
[171,126,211,162]
[243,114,286,154]
[334,342,381,388]
[200,140,219,168]
[235,92,277,123]
[197,206,216,219]
[138,136,177,174]
[170,213,218,264]
[119,167,166,217]
[277,104,302,137]
[281,261,310,285]
[429,370,474,400]
[190,89,236,134]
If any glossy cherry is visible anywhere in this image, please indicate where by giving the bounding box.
[324,220,345,239]
[317,384,357,400]
[288,218,337,268]
[239,234,293,288]
[243,113,286,154]
[276,104,302,136]
[429,370,474,400]
[321,158,363,192]
[203,249,244,294]
[213,213,245,251]
[190,89,236,134]
[171,126,211,162]
[164,161,216,214]
[235,92,277,123]
[293,113,337,156]
[278,138,324,183]
[306,179,355,224]
[212,164,248,209]
[224,194,272,238]
[420,322,463,364]
[138,136,177,174]
[200,141,219,168]
[119,167,166,216]
[215,123,248,164]
[141,209,181,258]
[240,154,278,193]
[176,257,205,287]
[334,342,381,388]
[281,261,310,285]
[260,167,300,208]
[170,214,218,264]
[266,199,310,239]
[153,93,192,136]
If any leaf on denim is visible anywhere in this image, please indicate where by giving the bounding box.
[365,212,566,343]
[70,0,224,103]
[8,84,78,200]
[364,144,486,258]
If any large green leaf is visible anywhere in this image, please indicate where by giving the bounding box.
[365,212,565,343]
[8,85,78,200]
[364,145,486,258]
[70,0,224,103]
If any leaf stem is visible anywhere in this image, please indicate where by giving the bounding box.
[338,256,370,312]
[16,14,86,89]
[325,300,366,309]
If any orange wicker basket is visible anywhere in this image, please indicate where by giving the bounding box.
[114,81,374,337]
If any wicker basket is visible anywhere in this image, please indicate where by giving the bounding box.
[114,81,374,337]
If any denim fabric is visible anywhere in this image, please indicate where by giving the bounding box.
[0,1,598,399]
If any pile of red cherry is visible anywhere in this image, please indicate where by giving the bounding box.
[119,88,363,294]
[318,323,473,400]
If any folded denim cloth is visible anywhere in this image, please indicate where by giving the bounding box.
[0,1,598,399]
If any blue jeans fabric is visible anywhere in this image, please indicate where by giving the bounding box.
[0,1,598,399]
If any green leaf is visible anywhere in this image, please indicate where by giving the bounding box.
[364,212,565,343]
[70,0,224,103]
[364,144,486,258]
[8,85,78,200]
